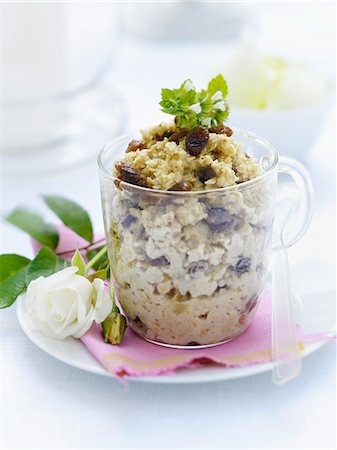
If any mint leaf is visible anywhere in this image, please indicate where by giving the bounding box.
[42,195,93,243]
[0,254,31,308]
[160,75,230,129]
[160,87,194,117]
[26,247,68,285]
[207,74,228,98]
[198,90,213,119]
[160,88,177,110]
[6,207,59,249]
[215,107,229,124]
[71,249,86,276]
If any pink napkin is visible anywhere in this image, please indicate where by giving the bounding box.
[81,293,273,378]
[32,225,334,379]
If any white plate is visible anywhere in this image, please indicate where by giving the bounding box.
[16,289,335,384]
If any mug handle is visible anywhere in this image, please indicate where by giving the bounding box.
[273,156,314,251]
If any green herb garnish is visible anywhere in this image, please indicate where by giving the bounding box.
[160,74,229,130]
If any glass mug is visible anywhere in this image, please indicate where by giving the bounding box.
[98,129,313,348]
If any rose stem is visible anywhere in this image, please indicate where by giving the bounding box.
[85,246,108,272]
[57,237,106,257]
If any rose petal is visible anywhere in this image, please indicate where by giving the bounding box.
[34,292,52,321]
[92,279,112,323]
[71,306,96,338]
[50,288,77,321]
[62,298,78,329]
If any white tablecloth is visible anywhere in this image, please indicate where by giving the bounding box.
[1,4,336,449]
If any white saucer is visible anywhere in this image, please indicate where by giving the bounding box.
[16,289,335,384]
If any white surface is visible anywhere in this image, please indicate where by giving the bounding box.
[16,289,336,384]
[1,3,336,449]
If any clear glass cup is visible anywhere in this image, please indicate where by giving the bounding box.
[98,129,313,348]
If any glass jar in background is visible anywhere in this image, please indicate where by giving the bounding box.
[98,130,313,348]
[2,2,126,175]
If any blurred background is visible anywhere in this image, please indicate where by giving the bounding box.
[2,1,336,294]
[2,2,335,169]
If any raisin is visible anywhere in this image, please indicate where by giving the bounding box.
[114,161,124,171]
[185,126,209,156]
[187,341,200,346]
[205,207,235,232]
[167,288,177,297]
[209,125,225,134]
[114,179,122,189]
[197,167,215,184]
[139,193,165,206]
[198,312,208,320]
[122,214,137,227]
[188,260,208,277]
[209,125,233,136]
[215,284,228,293]
[205,207,232,225]
[235,257,251,275]
[126,140,146,153]
[150,256,169,266]
[157,130,174,141]
[168,181,192,191]
[139,193,167,206]
[225,126,233,137]
[115,162,147,187]
[168,129,188,143]
[209,222,234,232]
[174,116,179,125]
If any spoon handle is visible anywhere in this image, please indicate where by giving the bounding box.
[272,245,301,385]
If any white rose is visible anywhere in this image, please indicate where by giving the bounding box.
[25,266,112,339]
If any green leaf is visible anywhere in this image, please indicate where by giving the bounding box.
[0,254,31,308]
[215,107,229,124]
[160,75,230,129]
[87,268,108,282]
[6,207,59,249]
[71,249,86,276]
[26,247,69,285]
[42,195,93,243]
[160,88,175,107]
[207,74,228,98]
[198,90,213,117]
[160,84,196,118]
[180,79,195,92]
